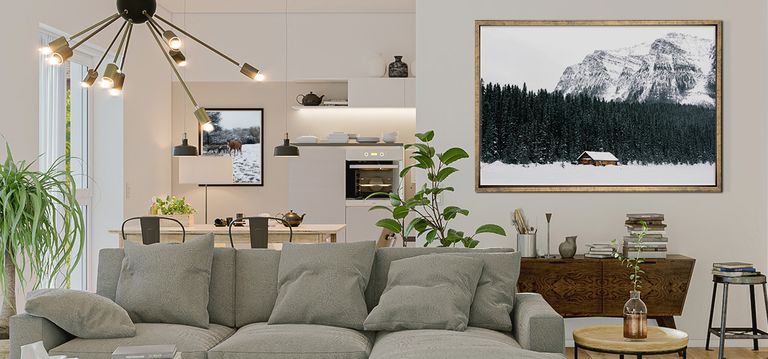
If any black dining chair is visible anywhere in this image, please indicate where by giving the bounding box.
[228,216,293,248]
[121,216,186,244]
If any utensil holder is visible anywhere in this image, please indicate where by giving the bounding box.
[517,233,537,258]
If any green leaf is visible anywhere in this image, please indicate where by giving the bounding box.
[425,229,438,244]
[392,206,409,219]
[375,218,402,233]
[415,131,434,142]
[413,154,434,169]
[438,148,469,165]
[462,238,480,248]
[399,165,415,178]
[367,205,393,213]
[412,143,436,158]
[388,193,403,207]
[443,206,469,220]
[436,167,459,181]
[474,224,506,236]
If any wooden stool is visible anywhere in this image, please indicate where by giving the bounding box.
[705,274,768,359]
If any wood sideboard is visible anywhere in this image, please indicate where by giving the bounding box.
[518,255,695,328]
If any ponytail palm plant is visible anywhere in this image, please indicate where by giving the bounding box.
[0,144,84,338]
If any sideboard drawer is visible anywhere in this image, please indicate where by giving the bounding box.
[519,259,602,315]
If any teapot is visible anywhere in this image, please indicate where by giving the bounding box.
[296,92,325,106]
[280,210,306,227]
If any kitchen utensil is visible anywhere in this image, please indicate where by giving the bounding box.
[295,135,319,144]
[280,210,306,227]
[296,92,325,106]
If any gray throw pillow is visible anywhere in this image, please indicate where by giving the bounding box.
[268,241,376,330]
[26,289,136,339]
[447,252,520,331]
[363,254,484,331]
[115,234,214,328]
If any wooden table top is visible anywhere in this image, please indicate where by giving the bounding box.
[573,325,688,353]
[110,224,346,235]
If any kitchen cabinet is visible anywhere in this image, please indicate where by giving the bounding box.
[287,147,346,228]
[345,205,386,242]
[348,78,415,108]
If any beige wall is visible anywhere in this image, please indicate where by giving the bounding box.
[171,81,416,223]
[417,0,768,346]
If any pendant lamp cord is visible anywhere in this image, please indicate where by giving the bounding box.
[284,0,289,139]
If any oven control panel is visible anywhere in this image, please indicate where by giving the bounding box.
[346,147,404,161]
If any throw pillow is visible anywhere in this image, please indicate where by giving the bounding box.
[26,288,136,339]
[267,241,376,330]
[115,234,214,328]
[363,254,484,331]
[447,252,520,331]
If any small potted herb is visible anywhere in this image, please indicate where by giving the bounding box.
[150,195,196,226]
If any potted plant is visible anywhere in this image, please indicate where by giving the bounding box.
[612,221,649,340]
[370,131,505,247]
[0,144,85,338]
[150,195,196,226]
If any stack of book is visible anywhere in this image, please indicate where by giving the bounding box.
[113,345,179,359]
[585,243,615,258]
[712,262,761,277]
[623,213,668,259]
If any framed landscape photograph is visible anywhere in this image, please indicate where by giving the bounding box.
[199,108,264,186]
[475,20,722,192]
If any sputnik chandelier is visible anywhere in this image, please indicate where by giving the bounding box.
[40,0,264,131]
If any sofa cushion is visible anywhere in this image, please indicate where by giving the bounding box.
[25,288,135,339]
[49,323,234,359]
[365,247,513,311]
[369,327,561,359]
[234,249,281,327]
[116,235,215,328]
[208,322,372,359]
[363,254,484,331]
[97,246,237,328]
[268,241,376,330]
[447,252,521,331]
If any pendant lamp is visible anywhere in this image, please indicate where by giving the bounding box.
[172,133,198,156]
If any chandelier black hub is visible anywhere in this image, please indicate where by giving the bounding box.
[117,0,156,23]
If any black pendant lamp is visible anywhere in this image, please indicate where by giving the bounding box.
[172,133,198,156]
[273,0,299,158]
[274,133,299,157]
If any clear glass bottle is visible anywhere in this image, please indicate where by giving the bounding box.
[623,290,648,340]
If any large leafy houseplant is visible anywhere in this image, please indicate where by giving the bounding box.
[0,145,85,338]
[370,131,505,248]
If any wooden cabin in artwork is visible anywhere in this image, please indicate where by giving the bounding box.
[576,151,619,166]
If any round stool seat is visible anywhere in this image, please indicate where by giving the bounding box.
[713,274,766,285]
[573,325,688,354]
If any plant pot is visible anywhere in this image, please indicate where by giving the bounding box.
[623,290,648,340]
[153,214,195,227]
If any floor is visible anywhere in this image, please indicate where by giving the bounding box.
[567,348,768,359]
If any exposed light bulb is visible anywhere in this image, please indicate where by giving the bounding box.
[169,38,182,50]
[48,55,63,65]
[100,78,114,88]
[109,88,122,96]
[39,46,53,55]
[202,122,214,132]
[255,73,266,82]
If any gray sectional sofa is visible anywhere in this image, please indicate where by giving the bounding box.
[10,247,565,359]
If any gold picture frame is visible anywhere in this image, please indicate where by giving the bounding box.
[475,20,722,193]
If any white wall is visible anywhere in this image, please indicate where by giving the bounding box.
[417,0,768,346]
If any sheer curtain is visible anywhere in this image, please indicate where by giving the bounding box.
[38,32,66,170]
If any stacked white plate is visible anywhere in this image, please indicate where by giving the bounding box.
[294,135,319,144]
[325,132,349,144]
[356,136,380,144]
[382,131,398,143]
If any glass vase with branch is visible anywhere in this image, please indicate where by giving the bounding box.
[612,221,649,340]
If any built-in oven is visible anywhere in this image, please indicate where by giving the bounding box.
[345,147,404,200]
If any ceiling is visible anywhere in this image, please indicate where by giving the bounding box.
[157,0,416,14]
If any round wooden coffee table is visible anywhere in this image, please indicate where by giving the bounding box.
[573,325,688,359]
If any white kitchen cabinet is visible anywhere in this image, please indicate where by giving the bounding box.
[345,204,387,242]
[287,147,347,228]
[348,78,415,108]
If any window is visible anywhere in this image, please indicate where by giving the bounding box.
[39,30,94,290]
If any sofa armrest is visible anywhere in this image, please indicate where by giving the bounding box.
[10,313,72,359]
[511,293,565,354]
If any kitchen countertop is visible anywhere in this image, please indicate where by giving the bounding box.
[292,143,404,147]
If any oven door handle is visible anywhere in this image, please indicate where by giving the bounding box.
[348,164,400,169]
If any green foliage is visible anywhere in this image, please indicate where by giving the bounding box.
[611,221,647,292]
[369,130,506,248]
[479,81,716,165]
[153,195,196,215]
[0,143,85,291]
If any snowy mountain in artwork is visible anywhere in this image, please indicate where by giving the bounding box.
[554,33,716,107]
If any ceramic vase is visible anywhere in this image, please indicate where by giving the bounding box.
[388,56,408,77]
[623,290,648,340]
[558,236,577,258]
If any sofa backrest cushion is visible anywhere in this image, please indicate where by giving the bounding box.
[364,247,514,311]
[234,249,281,327]
[96,246,236,328]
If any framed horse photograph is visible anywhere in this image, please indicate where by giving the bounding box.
[199,108,264,186]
